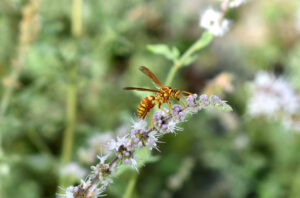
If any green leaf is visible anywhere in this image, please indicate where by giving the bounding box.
[114,147,159,176]
[135,147,160,167]
[147,44,180,61]
[181,55,197,67]
[213,102,233,112]
[194,31,214,51]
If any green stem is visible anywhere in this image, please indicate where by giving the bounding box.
[122,173,138,198]
[61,83,77,164]
[72,0,82,37]
[165,31,213,85]
[58,0,81,188]
[59,83,77,186]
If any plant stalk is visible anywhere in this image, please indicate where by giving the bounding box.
[59,0,82,187]
[165,32,213,86]
[122,173,138,198]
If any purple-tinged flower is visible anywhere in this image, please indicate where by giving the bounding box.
[130,127,160,150]
[90,155,113,186]
[107,136,138,170]
[199,94,209,107]
[186,94,199,112]
[171,104,185,121]
[209,95,232,111]
[153,110,182,134]
[58,179,106,198]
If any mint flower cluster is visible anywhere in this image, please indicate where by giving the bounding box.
[59,94,232,198]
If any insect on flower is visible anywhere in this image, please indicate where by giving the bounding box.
[124,66,193,124]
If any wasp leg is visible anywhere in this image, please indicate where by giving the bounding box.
[161,108,171,116]
[167,100,173,112]
[148,111,154,128]
[183,91,193,95]
[179,97,187,109]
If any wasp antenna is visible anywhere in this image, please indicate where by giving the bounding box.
[139,66,147,70]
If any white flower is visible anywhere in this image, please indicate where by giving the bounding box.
[57,186,76,198]
[132,119,148,131]
[200,8,230,37]
[60,162,86,179]
[130,158,138,170]
[64,186,75,198]
[227,0,246,8]
[145,131,160,151]
[108,136,129,151]
[167,119,181,133]
[97,154,109,164]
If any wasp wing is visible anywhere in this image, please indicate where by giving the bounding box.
[123,87,160,93]
[139,66,164,87]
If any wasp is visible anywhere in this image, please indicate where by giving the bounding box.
[124,66,192,123]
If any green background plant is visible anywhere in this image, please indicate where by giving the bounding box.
[1,0,300,198]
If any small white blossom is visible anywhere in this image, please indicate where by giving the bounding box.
[200,8,230,37]
[97,154,109,165]
[145,131,160,151]
[224,0,246,8]
[108,136,129,152]
[58,186,76,198]
[132,119,148,131]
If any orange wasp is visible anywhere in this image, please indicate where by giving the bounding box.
[124,66,193,122]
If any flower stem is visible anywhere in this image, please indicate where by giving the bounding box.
[165,31,213,86]
[122,173,138,198]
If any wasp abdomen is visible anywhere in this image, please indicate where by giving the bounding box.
[137,96,155,119]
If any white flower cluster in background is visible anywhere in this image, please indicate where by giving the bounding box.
[247,71,300,129]
[199,0,246,37]
[200,8,230,37]
[78,132,113,164]
[58,94,232,198]
[60,162,87,180]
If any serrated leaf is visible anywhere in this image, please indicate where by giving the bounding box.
[147,44,179,61]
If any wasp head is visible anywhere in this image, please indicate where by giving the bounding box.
[171,89,181,100]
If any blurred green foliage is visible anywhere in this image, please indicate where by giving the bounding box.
[1,0,300,198]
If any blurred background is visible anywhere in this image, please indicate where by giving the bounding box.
[1,0,300,197]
